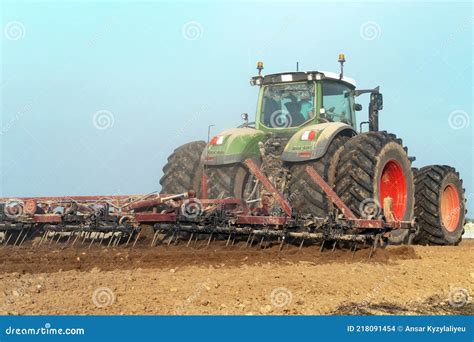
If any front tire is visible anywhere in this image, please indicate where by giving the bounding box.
[160,141,206,194]
[207,163,257,200]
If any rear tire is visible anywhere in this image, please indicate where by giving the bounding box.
[160,141,206,194]
[335,131,415,244]
[414,165,466,245]
[288,135,349,217]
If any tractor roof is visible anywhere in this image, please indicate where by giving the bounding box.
[258,71,356,88]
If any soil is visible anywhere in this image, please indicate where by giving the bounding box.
[0,240,472,315]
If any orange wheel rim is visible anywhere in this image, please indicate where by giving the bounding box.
[441,184,460,232]
[379,160,407,220]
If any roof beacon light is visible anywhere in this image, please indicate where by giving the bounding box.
[338,53,345,80]
[257,61,264,76]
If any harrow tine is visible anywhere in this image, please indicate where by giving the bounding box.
[368,235,379,259]
[187,233,194,247]
[99,233,106,246]
[64,231,73,246]
[107,232,115,247]
[279,237,285,251]
[319,240,326,253]
[299,238,305,251]
[114,233,122,247]
[173,230,182,246]
[88,233,97,249]
[47,232,55,245]
[243,234,252,249]
[125,231,134,247]
[19,228,30,246]
[149,230,157,247]
[332,240,337,253]
[259,236,265,248]
[1,232,11,247]
[206,233,213,246]
[226,233,232,247]
[13,230,24,246]
[248,234,255,248]
[167,231,175,246]
[351,242,358,259]
[81,232,89,245]
[4,232,13,247]
[55,233,63,245]
[71,231,82,247]
[132,230,142,248]
[37,231,47,247]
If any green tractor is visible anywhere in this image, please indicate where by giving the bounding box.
[160,55,466,245]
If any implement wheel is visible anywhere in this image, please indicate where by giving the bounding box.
[335,131,415,244]
[160,141,206,195]
[414,165,466,245]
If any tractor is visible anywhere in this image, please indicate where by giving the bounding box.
[160,55,466,245]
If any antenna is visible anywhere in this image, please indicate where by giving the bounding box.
[296,61,299,72]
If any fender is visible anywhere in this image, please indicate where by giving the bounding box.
[281,122,356,162]
[202,127,267,165]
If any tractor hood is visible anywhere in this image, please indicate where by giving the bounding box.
[202,127,267,165]
[281,122,356,162]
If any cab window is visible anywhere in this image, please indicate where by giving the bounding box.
[321,81,353,125]
[260,82,315,128]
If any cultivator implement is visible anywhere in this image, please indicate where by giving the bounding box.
[0,160,415,256]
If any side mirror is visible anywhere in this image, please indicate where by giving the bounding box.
[240,113,249,127]
[371,93,383,110]
[354,103,363,111]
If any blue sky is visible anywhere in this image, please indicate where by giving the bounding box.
[1,1,473,213]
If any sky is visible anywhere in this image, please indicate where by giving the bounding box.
[1,0,473,214]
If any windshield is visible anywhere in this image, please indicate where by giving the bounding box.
[260,82,315,129]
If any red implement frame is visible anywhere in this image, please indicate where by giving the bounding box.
[305,166,357,220]
[0,162,413,230]
[244,159,293,217]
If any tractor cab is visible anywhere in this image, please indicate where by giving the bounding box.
[204,55,383,167]
[250,60,358,133]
